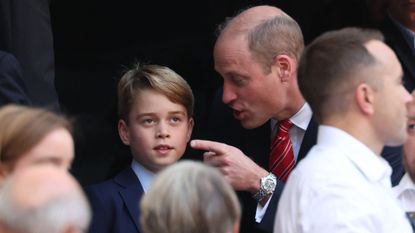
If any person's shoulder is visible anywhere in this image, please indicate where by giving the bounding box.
[84,167,135,194]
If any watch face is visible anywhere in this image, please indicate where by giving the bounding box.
[263,178,276,192]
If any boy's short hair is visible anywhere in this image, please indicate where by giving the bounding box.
[117,63,194,123]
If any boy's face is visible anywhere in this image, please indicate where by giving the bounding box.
[118,89,194,173]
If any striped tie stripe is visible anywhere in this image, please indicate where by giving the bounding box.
[269,119,295,182]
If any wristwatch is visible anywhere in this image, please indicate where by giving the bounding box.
[252,173,277,202]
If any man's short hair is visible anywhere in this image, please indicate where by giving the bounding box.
[298,27,384,122]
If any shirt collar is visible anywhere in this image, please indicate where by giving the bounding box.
[131,160,155,193]
[394,173,415,195]
[290,102,313,131]
[271,102,313,131]
[318,125,392,186]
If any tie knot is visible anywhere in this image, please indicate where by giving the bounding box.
[278,119,293,133]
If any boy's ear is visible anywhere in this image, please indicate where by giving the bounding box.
[118,119,131,146]
[186,118,194,142]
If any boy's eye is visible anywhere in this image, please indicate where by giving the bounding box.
[170,116,182,123]
[142,118,155,125]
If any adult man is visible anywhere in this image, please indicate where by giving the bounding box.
[274,27,412,233]
[191,4,405,233]
[380,0,415,91]
[0,165,91,233]
[394,90,415,212]
[191,5,316,233]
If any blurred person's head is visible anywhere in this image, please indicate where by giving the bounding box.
[117,63,194,173]
[0,104,73,181]
[0,165,91,233]
[213,5,305,129]
[299,27,412,154]
[140,160,241,233]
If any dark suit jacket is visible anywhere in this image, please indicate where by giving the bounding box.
[0,50,31,105]
[206,87,317,233]
[0,0,59,111]
[85,167,143,233]
[207,87,404,233]
[381,15,415,92]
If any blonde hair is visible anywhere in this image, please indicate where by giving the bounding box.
[140,160,241,233]
[117,63,194,123]
[0,104,71,167]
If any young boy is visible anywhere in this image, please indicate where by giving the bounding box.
[85,63,194,233]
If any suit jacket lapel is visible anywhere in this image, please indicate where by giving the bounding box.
[243,120,270,169]
[114,168,144,233]
[297,116,318,162]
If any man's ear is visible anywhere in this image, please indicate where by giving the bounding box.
[118,119,131,146]
[273,54,295,82]
[186,118,194,142]
[355,83,375,116]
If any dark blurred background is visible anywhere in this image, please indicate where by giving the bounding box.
[49,0,377,185]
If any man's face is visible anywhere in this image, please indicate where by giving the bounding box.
[213,34,288,129]
[370,41,413,146]
[388,0,415,30]
[118,89,193,173]
[404,91,415,182]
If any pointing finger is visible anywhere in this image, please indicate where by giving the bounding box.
[190,139,228,154]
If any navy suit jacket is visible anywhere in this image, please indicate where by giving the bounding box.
[85,167,143,233]
[207,87,404,233]
[0,50,31,106]
[206,87,317,233]
[381,15,415,92]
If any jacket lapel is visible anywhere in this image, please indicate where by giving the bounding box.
[114,168,144,233]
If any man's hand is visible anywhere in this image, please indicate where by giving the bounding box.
[190,139,268,194]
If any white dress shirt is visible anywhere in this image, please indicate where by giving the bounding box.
[274,125,412,233]
[394,173,415,212]
[131,160,155,193]
[255,103,312,223]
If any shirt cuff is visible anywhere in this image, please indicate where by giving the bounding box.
[255,193,273,223]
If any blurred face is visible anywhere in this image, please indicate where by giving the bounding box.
[214,34,287,129]
[404,91,415,182]
[370,41,413,146]
[11,128,75,173]
[388,0,415,31]
[118,89,194,173]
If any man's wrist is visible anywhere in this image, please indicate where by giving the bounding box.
[252,173,277,202]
